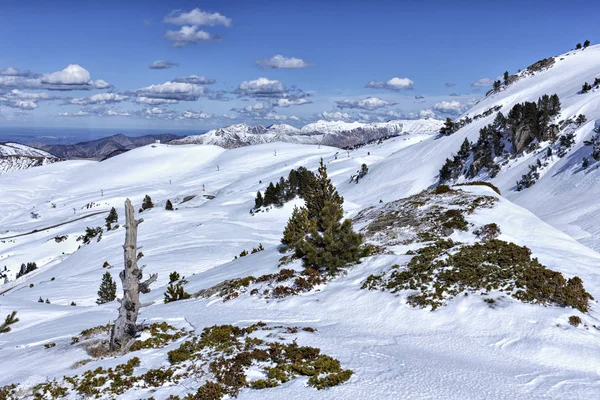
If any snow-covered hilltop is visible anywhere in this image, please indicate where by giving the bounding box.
[0,142,61,175]
[173,118,443,149]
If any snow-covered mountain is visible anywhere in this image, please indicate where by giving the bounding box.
[0,142,61,175]
[173,118,443,149]
[2,45,600,400]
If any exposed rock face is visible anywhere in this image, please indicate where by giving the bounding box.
[0,142,62,175]
[512,125,536,154]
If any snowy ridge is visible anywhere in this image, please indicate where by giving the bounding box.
[173,118,443,149]
[0,142,61,175]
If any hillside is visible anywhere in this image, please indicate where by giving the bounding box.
[0,137,599,398]
[0,142,62,175]
[36,133,183,160]
[173,119,443,149]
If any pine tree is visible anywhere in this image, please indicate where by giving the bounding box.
[582,157,589,168]
[97,272,117,304]
[549,94,561,116]
[281,206,312,258]
[583,40,591,48]
[169,271,180,283]
[254,191,264,208]
[576,114,587,125]
[164,283,191,303]
[299,201,364,275]
[358,163,369,179]
[0,311,19,334]
[582,82,592,93]
[576,43,582,50]
[165,200,174,211]
[303,159,343,225]
[139,195,154,212]
[264,182,277,206]
[503,71,509,85]
[493,80,501,91]
[105,207,118,230]
[439,118,455,135]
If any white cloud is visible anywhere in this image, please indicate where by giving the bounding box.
[471,78,494,87]
[276,98,311,107]
[244,102,265,112]
[9,89,50,100]
[164,8,231,27]
[433,100,463,114]
[0,67,37,77]
[165,26,218,47]
[149,60,178,69]
[237,77,286,97]
[70,92,129,105]
[12,100,37,110]
[366,77,414,91]
[336,97,396,110]
[173,75,216,85]
[320,110,351,121]
[132,81,205,101]
[419,108,436,118]
[256,55,312,69]
[181,110,212,119]
[57,110,89,117]
[0,64,110,91]
[135,97,179,105]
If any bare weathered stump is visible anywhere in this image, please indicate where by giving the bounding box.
[109,199,157,352]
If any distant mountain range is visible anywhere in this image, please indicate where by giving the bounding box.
[0,142,61,175]
[33,133,183,160]
[172,119,444,149]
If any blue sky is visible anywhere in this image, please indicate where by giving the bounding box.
[0,0,597,130]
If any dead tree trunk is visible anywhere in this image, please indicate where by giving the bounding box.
[109,199,157,352]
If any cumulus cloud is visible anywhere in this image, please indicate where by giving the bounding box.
[419,109,436,118]
[366,77,414,91]
[276,98,311,107]
[165,26,219,47]
[69,92,129,105]
[131,81,205,101]
[164,8,231,27]
[0,89,56,110]
[471,78,494,87]
[255,55,312,69]
[149,60,179,69]
[8,89,51,101]
[336,97,397,110]
[0,64,110,91]
[237,78,285,97]
[173,75,216,85]
[433,100,463,114]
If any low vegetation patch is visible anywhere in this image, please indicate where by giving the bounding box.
[363,239,593,312]
[194,268,326,302]
[1,323,350,399]
[354,187,497,246]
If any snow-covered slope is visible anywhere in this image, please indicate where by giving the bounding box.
[0,142,61,175]
[340,45,600,249]
[1,138,599,399]
[173,118,443,149]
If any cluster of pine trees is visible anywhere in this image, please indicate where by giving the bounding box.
[15,262,37,279]
[439,105,502,136]
[254,167,316,209]
[440,94,562,183]
[575,40,591,50]
[281,160,364,275]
